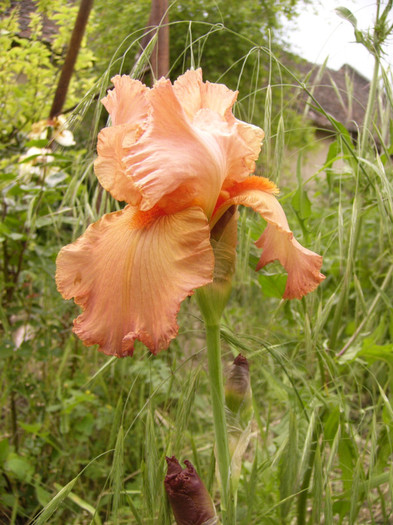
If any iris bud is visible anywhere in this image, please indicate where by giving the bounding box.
[164,456,218,525]
[196,206,237,325]
[225,354,252,426]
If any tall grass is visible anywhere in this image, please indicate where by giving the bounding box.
[1,7,393,524]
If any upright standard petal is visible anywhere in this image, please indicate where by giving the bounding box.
[94,76,150,204]
[173,68,237,121]
[101,75,148,126]
[214,177,325,299]
[94,125,142,204]
[174,69,264,177]
[56,206,214,356]
[172,69,204,121]
[125,78,228,216]
[125,75,265,218]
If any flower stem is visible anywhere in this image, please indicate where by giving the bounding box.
[205,322,233,525]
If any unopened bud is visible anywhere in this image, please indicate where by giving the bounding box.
[225,355,254,495]
[225,354,252,423]
[196,206,237,325]
[164,456,217,525]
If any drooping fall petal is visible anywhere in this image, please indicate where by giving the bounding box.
[256,224,325,299]
[56,206,214,356]
[214,177,325,299]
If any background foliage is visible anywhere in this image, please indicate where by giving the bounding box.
[1,0,393,523]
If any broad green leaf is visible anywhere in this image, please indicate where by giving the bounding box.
[5,453,34,483]
[258,273,287,298]
[35,485,52,507]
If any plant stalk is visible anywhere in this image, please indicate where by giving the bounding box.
[205,323,233,525]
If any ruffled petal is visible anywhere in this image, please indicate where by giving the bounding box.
[125,78,228,216]
[173,69,204,120]
[173,68,237,121]
[125,75,265,217]
[255,224,324,299]
[174,69,264,181]
[95,76,150,203]
[231,120,265,175]
[56,206,214,356]
[94,125,142,204]
[101,75,148,126]
[214,177,325,299]
[203,79,238,119]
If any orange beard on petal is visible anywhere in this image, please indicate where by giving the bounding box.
[129,205,166,229]
[213,175,279,217]
[225,175,279,197]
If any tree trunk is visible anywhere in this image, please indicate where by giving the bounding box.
[140,0,169,81]
[49,0,94,118]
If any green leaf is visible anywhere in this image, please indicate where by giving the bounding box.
[24,139,49,148]
[32,475,80,524]
[258,273,287,298]
[328,114,353,141]
[35,485,52,507]
[291,186,312,220]
[279,411,298,518]
[5,453,34,483]
[335,7,358,29]
[45,172,68,188]
[53,483,102,524]
[19,422,42,434]
[338,425,357,493]
[8,232,24,241]
[358,342,393,364]
[111,424,124,521]
[75,414,95,436]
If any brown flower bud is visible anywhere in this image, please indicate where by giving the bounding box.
[164,456,217,525]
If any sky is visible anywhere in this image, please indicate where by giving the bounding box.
[285,0,393,79]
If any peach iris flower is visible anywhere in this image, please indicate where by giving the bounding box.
[56,69,324,357]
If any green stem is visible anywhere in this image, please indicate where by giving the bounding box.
[205,323,233,525]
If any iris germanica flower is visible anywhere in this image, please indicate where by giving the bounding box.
[56,69,324,357]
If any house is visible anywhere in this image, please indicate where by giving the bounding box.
[284,57,372,181]
[298,61,370,135]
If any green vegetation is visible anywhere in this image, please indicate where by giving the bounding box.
[1,1,393,523]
